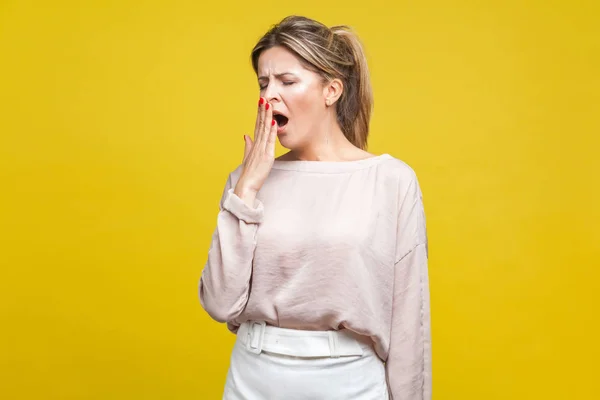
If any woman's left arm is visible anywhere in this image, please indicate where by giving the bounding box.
[385,173,432,400]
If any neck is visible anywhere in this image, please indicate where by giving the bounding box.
[289,112,357,161]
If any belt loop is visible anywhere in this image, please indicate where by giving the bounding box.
[328,331,340,358]
[246,321,266,355]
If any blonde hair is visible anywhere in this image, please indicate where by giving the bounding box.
[251,16,373,150]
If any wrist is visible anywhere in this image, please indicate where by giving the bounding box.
[233,181,258,208]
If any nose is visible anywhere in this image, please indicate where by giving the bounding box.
[263,82,280,103]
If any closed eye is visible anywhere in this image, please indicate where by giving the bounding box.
[258,81,295,90]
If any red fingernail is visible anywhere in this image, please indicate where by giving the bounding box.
[272,119,276,126]
[259,98,264,105]
[266,103,270,110]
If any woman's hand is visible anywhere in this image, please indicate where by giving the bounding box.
[233,98,278,207]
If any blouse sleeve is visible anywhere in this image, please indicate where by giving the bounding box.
[198,173,264,323]
[385,173,432,399]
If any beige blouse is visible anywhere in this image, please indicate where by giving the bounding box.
[199,154,432,399]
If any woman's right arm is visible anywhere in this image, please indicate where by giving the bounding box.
[198,172,264,322]
[198,97,277,323]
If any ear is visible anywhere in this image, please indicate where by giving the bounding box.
[323,78,343,107]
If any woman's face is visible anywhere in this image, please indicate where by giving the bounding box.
[257,46,327,149]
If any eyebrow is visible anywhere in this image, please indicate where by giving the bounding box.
[258,73,297,80]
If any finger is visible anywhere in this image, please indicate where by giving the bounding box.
[253,98,262,134]
[255,97,266,142]
[259,101,273,150]
[243,134,253,162]
[266,120,277,157]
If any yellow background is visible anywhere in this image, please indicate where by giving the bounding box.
[1,0,598,399]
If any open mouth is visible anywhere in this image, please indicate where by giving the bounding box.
[273,113,289,128]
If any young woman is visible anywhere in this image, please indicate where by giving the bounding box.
[199,15,432,400]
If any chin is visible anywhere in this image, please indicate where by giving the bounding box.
[276,127,295,149]
[276,126,309,151]
[277,133,294,149]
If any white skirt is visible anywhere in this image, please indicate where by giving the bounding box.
[223,321,390,399]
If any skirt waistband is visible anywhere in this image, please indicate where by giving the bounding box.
[236,321,370,358]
